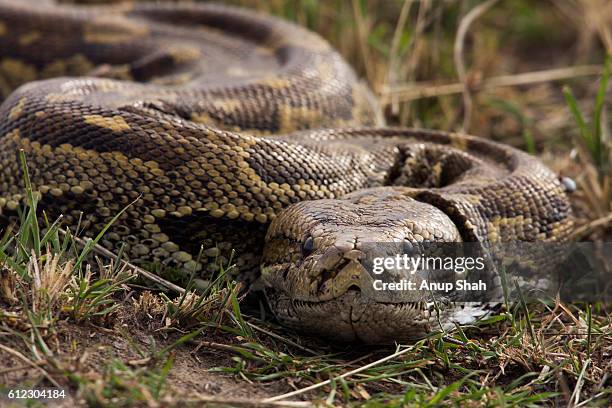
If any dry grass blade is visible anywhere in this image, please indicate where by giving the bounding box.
[387,0,413,114]
[60,230,186,295]
[404,0,431,84]
[0,343,60,388]
[579,0,612,54]
[28,250,73,316]
[0,360,46,375]
[350,0,373,87]
[383,65,603,102]
[570,213,612,239]
[245,321,318,356]
[167,284,239,326]
[0,265,19,304]
[454,0,500,131]
[178,394,313,407]
[263,344,417,402]
[570,359,591,407]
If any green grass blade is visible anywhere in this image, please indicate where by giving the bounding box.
[18,151,41,258]
[563,85,593,154]
[74,197,139,271]
[426,373,472,406]
[514,280,538,349]
[153,354,174,399]
[586,303,592,356]
[591,56,610,168]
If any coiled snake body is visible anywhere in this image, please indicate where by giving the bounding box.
[0,1,572,343]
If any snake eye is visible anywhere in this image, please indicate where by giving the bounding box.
[301,236,314,256]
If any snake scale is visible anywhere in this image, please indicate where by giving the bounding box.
[0,1,573,343]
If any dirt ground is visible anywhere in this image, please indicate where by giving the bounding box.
[1,301,315,406]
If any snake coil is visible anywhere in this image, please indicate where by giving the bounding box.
[0,1,572,343]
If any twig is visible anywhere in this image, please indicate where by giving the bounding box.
[245,321,318,355]
[405,0,431,84]
[190,339,246,354]
[351,0,374,87]
[178,394,312,408]
[402,0,432,123]
[570,212,612,239]
[575,392,606,407]
[62,231,186,295]
[263,344,417,402]
[388,0,413,115]
[454,0,500,131]
[0,343,60,388]
[579,0,612,54]
[0,360,47,375]
[381,64,603,102]
[570,358,590,407]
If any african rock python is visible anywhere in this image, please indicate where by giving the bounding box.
[0,1,573,343]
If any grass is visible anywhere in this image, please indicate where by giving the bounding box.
[0,155,248,406]
[563,56,610,176]
[1,0,611,407]
[1,173,610,406]
[72,352,175,406]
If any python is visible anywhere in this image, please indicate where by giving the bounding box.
[0,0,572,343]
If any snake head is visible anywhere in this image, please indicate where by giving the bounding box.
[261,187,468,343]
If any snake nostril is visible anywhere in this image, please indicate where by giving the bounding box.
[313,247,344,275]
[314,256,351,291]
[346,284,361,293]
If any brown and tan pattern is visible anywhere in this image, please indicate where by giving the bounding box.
[0,0,572,343]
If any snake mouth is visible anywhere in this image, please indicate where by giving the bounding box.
[265,288,439,344]
[264,283,498,344]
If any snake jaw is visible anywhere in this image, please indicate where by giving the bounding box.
[265,290,438,343]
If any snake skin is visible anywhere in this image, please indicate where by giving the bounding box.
[0,1,573,343]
